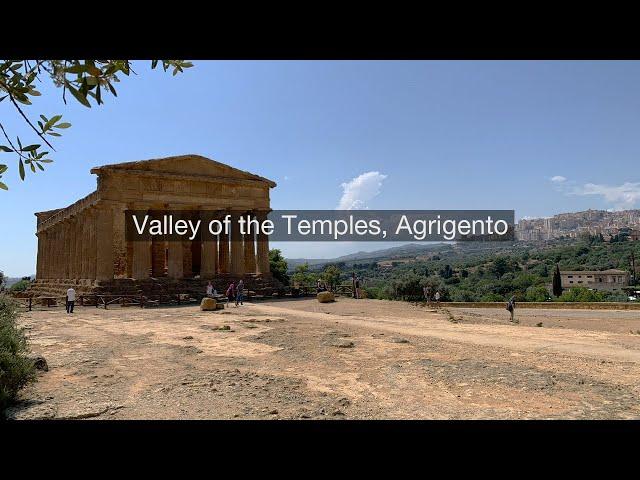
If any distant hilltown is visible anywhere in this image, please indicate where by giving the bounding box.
[516,209,640,242]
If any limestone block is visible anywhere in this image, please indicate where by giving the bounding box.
[317,291,335,303]
[200,297,217,311]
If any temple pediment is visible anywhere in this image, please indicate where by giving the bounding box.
[90,154,276,187]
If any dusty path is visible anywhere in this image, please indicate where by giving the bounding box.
[7,298,640,419]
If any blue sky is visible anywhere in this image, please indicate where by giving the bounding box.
[2,60,640,276]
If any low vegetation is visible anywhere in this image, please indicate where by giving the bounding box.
[342,238,639,302]
[0,294,36,414]
[9,278,31,293]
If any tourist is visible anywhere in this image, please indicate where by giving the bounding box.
[352,273,357,298]
[355,275,361,299]
[66,287,76,314]
[206,281,216,297]
[434,290,440,304]
[507,295,517,323]
[236,280,245,306]
[423,285,432,303]
[226,282,235,306]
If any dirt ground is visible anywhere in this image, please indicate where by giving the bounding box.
[7,297,640,419]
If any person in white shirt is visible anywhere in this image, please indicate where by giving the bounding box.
[66,287,76,314]
[206,281,216,297]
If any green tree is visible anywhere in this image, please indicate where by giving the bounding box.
[291,263,318,286]
[9,279,30,293]
[552,264,563,297]
[0,60,193,190]
[491,257,507,278]
[440,264,454,279]
[321,265,341,290]
[268,249,289,286]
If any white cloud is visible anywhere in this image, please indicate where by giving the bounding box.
[337,171,387,210]
[571,182,640,211]
[550,175,640,210]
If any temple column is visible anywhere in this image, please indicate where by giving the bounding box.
[87,208,97,280]
[218,211,230,274]
[44,228,52,279]
[132,207,152,280]
[95,204,115,281]
[181,210,195,278]
[49,228,55,278]
[35,232,44,279]
[81,213,90,279]
[48,227,56,278]
[256,211,271,275]
[167,209,184,279]
[132,240,151,279]
[73,216,82,279]
[63,220,71,279]
[67,218,77,279]
[60,223,66,278]
[243,212,256,273]
[53,225,60,278]
[230,212,244,276]
[112,202,128,279]
[200,210,218,278]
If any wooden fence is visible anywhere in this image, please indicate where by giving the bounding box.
[14,282,358,311]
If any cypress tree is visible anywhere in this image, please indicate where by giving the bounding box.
[552,264,563,297]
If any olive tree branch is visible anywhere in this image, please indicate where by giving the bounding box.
[0,122,30,161]
[0,83,56,151]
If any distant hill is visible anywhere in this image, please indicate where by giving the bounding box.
[3,275,35,288]
[286,243,447,270]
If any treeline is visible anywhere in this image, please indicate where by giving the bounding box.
[353,239,639,302]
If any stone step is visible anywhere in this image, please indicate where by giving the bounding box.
[25,276,283,298]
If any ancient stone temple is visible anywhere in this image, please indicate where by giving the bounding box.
[31,154,278,297]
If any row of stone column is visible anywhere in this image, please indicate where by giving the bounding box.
[37,206,271,282]
[132,210,270,280]
[208,213,269,276]
[36,208,98,279]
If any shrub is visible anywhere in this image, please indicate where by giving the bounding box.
[480,293,504,302]
[557,287,607,302]
[0,294,36,414]
[9,279,31,293]
[362,286,389,300]
[525,285,550,302]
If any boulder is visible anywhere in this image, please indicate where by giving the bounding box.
[200,297,217,311]
[30,355,48,371]
[317,291,335,303]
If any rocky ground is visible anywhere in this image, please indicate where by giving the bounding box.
[7,298,640,419]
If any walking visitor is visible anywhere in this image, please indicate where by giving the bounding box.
[235,279,245,306]
[66,287,76,314]
[226,282,235,306]
[507,295,517,323]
